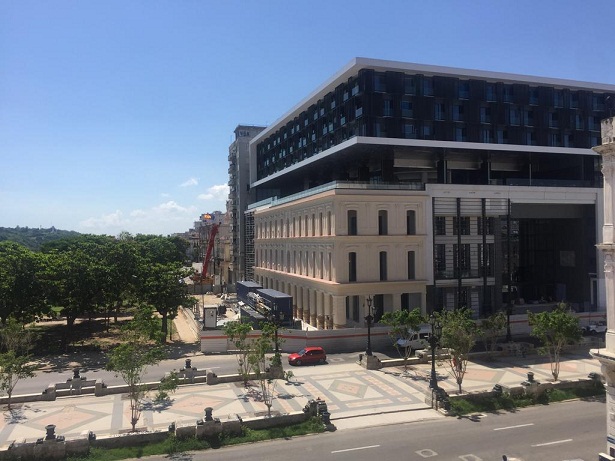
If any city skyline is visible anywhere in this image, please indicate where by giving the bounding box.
[2,0,614,236]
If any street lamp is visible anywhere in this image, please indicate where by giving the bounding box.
[272,302,280,355]
[428,313,443,389]
[365,296,374,356]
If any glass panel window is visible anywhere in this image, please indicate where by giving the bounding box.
[509,106,520,125]
[374,73,386,92]
[563,132,574,147]
[404,77,416,95]
[423,78,434,96]
[453,216,471,235]
[379,251,387,281]
[502,85,513,103]
[496,128,508,144]
[452,104,464,121]
[435,216,446,235]
[554,90,564,108]
[480,106,491,123]
[570,92,579,109]
[549,111,559,128]
[526,130,536,145]
[348,210,357,235]
[401,99,413,117]
[422,122,433,138]
[383,99,393,117]
[406,210,416,235]
[550,132,561,147]
[523,109,534,126]
[434,102,446,121]
[378,210,388,235]
[481,128,493,143]
[403,123,416,139]
[486,84,496,101]
[348,252,357,282]
[407,251,416,279]
[456,127,467,142]
[529,87,539,105]
[435,244,446,276]
[459,81,470,99]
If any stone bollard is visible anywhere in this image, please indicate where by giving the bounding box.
[204,407,213,422]
[73,368,80,379]
[45,424,56,441]
[185,359,192,369]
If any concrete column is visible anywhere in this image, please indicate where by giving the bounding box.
[331,295,346,329]
[591,117,615,458]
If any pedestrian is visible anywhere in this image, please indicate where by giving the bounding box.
[502,456,507,461]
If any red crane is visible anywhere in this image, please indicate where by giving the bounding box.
[202,223,220,281]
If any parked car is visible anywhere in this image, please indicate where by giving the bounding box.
[396,326,431,352]
[288,347,327,366]
[585,320,607,335]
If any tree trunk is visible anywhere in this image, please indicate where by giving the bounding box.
[161,310,168,340]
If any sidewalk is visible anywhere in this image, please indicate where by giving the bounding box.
[0,345,601,446]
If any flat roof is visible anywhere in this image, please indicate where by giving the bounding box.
[252,57,615,145]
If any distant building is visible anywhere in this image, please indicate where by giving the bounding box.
[227,125,265,285]
[237,57,615,329]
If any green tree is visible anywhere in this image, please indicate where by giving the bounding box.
[106,306,167,431]
[0,318,37,410]
[0,242,48,323]
[479,310,507,356]
[380,308,425,371]
[139,262,195,340]
[249,323,279,417]
[528,303,583,381]
[223,321,254,386]
[438,308,478,394]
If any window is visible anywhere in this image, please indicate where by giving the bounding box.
[549,111,559,128]
[593,94,605,110]
[422,122,433,138]
[486,84,496,101]
[526,130,536,145]
[529,87,539,105]
[481,128,493,143]
[383,99,393,117]
[435,216,446,235]
[509,106,520,125]
[406,210,416,235]
[549,132,561,147]
[573,113,584,130]
[401,99,413,117]
[477,216,495,235]
[480,106,491,123]
[502,85,513,103]
[374,121,387,137]
[523,109,534,126]
[404,77,416,95]
[378,210,388,235]
[407,251,416,279]
[554,90,564,108]
[403,123,416,139]
[348,210,357,235]
[374,73,386,92]
[351,82,360,96]
[352,296,360,322]
[455,127,467,142]
[563,132,574,147]
[452,104,464,121]
[453,216,470,235]
[379,251,387,281]
[423,78,434,96]
[570,92,579,109]
[459,81,470,99]
[435,244,446,276]
[434,102,446,120]
[348,252,357,282]
[496,128,508,144]
[479,243,495,276]
[454,244,471,276]
[355,104,363,118]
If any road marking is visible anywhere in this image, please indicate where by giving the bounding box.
[459,454,482,460]
[331,445,380,454]
[493,423,535,431]
[531,438,573,447]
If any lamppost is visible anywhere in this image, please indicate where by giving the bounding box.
[365,296,374,356]
[272,301,280,355]
[429,313,443,389]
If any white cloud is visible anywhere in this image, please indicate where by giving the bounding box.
[197,184,229,201]
[180,177,199,187]
[78,201,198,236]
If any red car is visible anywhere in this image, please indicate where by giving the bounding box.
[288,347,327,366]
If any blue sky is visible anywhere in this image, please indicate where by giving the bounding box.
[2,1,614,236]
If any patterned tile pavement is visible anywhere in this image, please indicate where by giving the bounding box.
[0,349,601,445]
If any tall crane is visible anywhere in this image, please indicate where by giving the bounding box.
[202,223,220,281]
